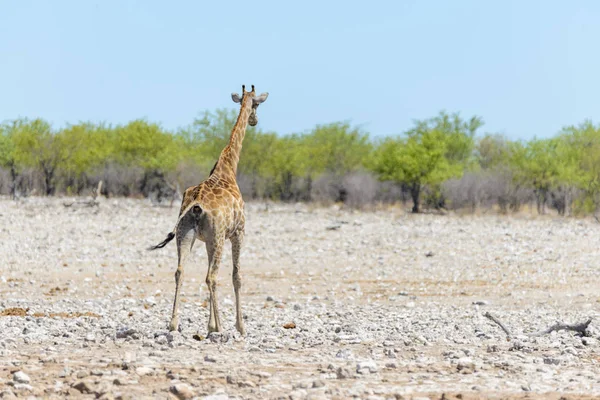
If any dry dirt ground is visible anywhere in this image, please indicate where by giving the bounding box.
[0,197,599,400]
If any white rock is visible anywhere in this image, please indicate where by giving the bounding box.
[457,357,475,371]
[356,360,378,374]
[12,371,30,384]
[135,366,153,376]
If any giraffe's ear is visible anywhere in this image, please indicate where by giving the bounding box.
[231,93,242,103]
[253,92,269,105]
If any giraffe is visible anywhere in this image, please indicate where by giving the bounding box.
[149,85,269,335]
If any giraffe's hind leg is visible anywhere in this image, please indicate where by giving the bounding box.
[205,234,224,333]
[169,216,195,332]
[231,230,246,335]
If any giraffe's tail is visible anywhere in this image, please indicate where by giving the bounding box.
[148,231,175,251]
[147,202,203,251]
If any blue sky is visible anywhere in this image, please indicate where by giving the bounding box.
[1,1,599,139]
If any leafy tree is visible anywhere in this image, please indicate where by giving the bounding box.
[110,119,182,196]
[56,123,113,193]
[558,121,600,213]
[372,112,482,212]
[10,118,64,195]
[263,134,306,200]
[238,130,279,198]
[0,122,18,197]
[476,133,512,170]
[510,138,560,214]
[302,122,372,176]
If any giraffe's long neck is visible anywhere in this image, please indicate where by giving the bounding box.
[213,95,253,179]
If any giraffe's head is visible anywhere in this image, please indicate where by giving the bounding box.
[231,85,269,126]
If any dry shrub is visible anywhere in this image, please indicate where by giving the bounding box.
[312,172,385,209]
[94,163,144,197]
[374,181,405,205]
[443,170,535,213]
[0,167,9,194]
[169,160,209,191]
[32,311,101,319]
[311,173,339,204]
[341,172,378,208]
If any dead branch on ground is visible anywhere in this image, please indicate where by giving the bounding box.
[484,312,512,338]
[528,319,592,337]
[484,311,592,339]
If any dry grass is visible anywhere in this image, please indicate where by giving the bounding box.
[0,307,29,316]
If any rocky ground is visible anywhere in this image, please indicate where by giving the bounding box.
[0,197,599,400]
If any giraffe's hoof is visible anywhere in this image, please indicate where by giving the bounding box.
[236,322,246,336]
[168,318,179,332]
[207,324,221,334]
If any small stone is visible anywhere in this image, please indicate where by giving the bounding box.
[312,379,325,388]
[144,296,156,306]
[289,389,308,400]
[543,357,560,365]
[204,355,217,363]
[562,347,578,356]
[457,357,474,371]
[336,367,352,379]
[156,335,168,345]
[0,389,16,399]
[266,296,274,301]
[166,370,179,380]
[283,322,296,329]
[356,360,378,374]
[166,331,180,342]
[336,349,352,359]
[487,345,499,353]
[12,371,30,384]
[169,383,194,400]
[116,328,137,339]
[238,380,256,388]
[135,367,153,376]
[293,304,302,311]
[76,370,89,379]
[248,371,271,379]
[208,332,230,343]
[472,300,489,306]
[72,380,94,394]
[12,384,33,392]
